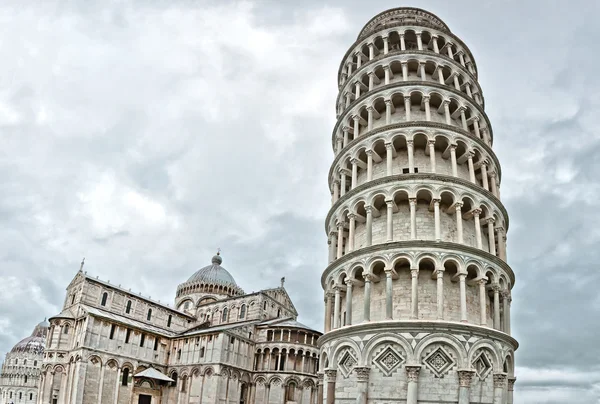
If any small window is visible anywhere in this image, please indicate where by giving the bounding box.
[167,315,172,328]
[181,375,187,393]
[209,335,213,342]
[222,308,228,322]
[109,324,116,340]
[101,292,108,306]
[19,393,22,400]
[171,372,178,387]
[147,309,152,321]
[183,301,190,310]
[140,333,146,347]
[63,324,69,334]
[122,368,129,386]
[30,393,33,400]
[24,375,28,383]
[230,336,235,344]
[200,347,205,358]
[125,300,132,314]
[15,359,18,364]
[154,338,159,351]
[277,309,281,317]
[263,301,267,310]
[71,294,75,305]
[34,361,37,366]
[402,168,409,174]
[177,349,181,360]
[24,359,27,365]
[125,329,131,344]
[240,304,246,319]
[9,392,12,398]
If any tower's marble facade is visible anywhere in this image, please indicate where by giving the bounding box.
[38,254,321,404]
[319,7,517,404]
[0,320,49,404]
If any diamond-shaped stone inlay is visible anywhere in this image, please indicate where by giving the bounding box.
[423,347,455,378]
[373,346,405,377]
[338,351,357,378]
[472,351,492,380]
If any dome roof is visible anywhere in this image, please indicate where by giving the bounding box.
[10,319,49,355]
[187,253,238,288]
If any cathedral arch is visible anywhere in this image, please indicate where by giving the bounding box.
[414,333,468,368]
[363,333,413,365]
[467,340,501,371]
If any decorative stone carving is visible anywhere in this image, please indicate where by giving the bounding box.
[372,346,405,376]
[324,369,337,380]
[457,370,475,387]
[508,377,516,391]
[405,366,421,382]
[353,367,371,382]
[493,373,507,388]
[338,350,358,378]
[472,351,493,380]
[423,347,456,378]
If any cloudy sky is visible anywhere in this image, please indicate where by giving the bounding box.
[0,0,598,402]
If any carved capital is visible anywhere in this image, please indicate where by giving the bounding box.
[406,139,414,147]
[353,366,370,382]
[432,198,441,205]
[507,377,516,391]
[410,268,419,278]
[409,198,417,205]
[405,365,421,382]
[472,208,482,217]
[325,369,337,380]
[457,370,475,388]
[427,139,436,147]
[363,273,375,282]
[422,95,430,102]
[344,279,356,287]
[454,202,463,210]
[365,149,373,156]
[366,106,374,112]
[317,373,324,383]
[384,99,393,105]
[365,205,373,214]
[384,142,393,150]
[493,373,507,388]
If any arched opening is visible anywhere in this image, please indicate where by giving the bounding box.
[100,292,108,307]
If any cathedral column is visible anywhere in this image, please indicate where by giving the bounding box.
[459,273,468,322]
[353,115,360,138]
[432,35,440,53]
[339,169,346,197]
[492,285,501,330]
[363,274,372,322]
[473,209,483,249]
[401,61,408,81]
[333,287,342,329]
[38,372,46,404]
[433,199,441,241]
[410,269,419,319]
[460,107,468,130]
[507,377,516,404]
[97,363,105,404]
[365,206,373,246]
[455,203,464,244]
[493,373,507,404]
[406,366,421,404]
[435,268,444,320]
[348,214,356,252]
[342,127,349,147]
[416,32,423,50]
[332,181,339,203]
[450,145,458,177]
[457,370,475,404]
[400,33,406,50]
[336,136,342,154]
[428,140,436,173]
[487,218,496,255]
[328,232,335,263]
[409,198,417,240]
[385,269,393,320]
[354,367,370,404]
[325,369,337,404]
[385,143,393,176]
[386,200,394,241]
[473,117,481,138]
[478,279,487,326]
[383,36,389,54]
[316,374,324,404]
[345,279,354,325]
[367,107,374,131]
[467,153,476,183]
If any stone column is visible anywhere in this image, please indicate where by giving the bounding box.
[507,377,516,404]
[383,36,389,54]
[487,218,496,255]
[97,363,105,404]
[450,145,458,177]
[407,140,415,173]
[473,209,483,249]
[401,62,408,81]
[436,268,444,320]
[339,169,346,197]
[410,268,419,319]
[342,127,349,147]
[490,172,498,197]
[443,100,451,125]
[481,163,489,191]
[423,95,431,121]
[324,292,333,333]
[332,180,339,203]
[433,199,441,241]
[404,96,411,121]
[473,117,481,138]
[366,150,373,181]
[467,154,476,183]
[409,198,417,240]
[353,115,360,137]
[457,370,475,404]
[406,366,421,404]
[385,269,393,319]
[366,206,373,246]
[336,136,342,154]
[354,367,370,404]
[333,287,341,329]
[328,232,336,263]
[386,200,394,242]
[459,273,468,322]
[348,214,356,252]
[416,32,423,50]
[345,279,354,326]
[428,140,436,173]
[432,35,439,53]
[492,285,501,330]
[455,203,464,244]
[400,33,406,50]
[478,279,487,326]
[419,62,426,81]
[351,159,358,189]
[438,68,445,85]
[385,100,392,124]
[336,222,344,259]
[368,73,374,91]
[385,143,393,176]
[493,373,507,404]
[503,291,511,334]
[367,107,374,131]
[460,108,468,130]
[497,226,506,260]
[325,369,337,404]
[317,373,324,404]
[363,274,372,322]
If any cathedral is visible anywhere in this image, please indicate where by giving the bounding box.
[36,253,321,404]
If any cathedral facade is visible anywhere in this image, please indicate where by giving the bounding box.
[319,7,517,404]
[38,254,321,404]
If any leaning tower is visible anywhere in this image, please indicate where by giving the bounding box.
[318,7,517,404]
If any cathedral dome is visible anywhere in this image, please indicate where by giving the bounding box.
[187,253,238,288]
[10,319,48,355]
